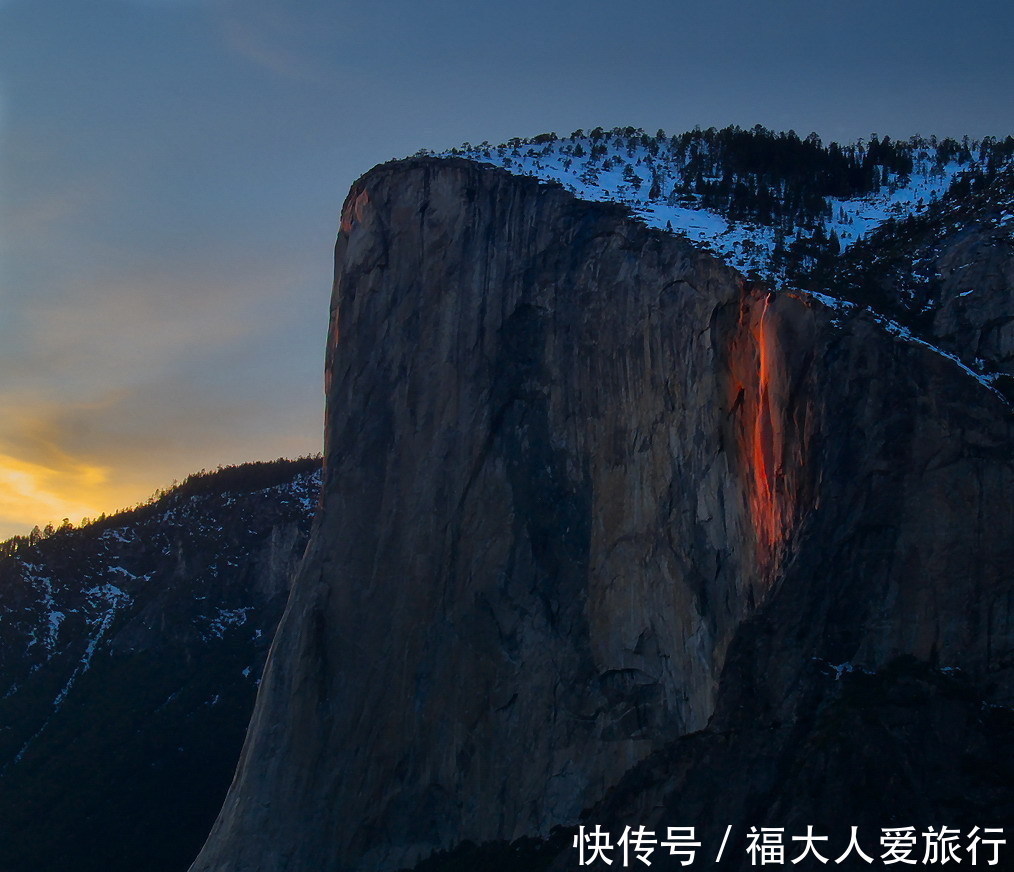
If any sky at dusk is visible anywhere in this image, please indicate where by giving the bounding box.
[1,0,1012,538]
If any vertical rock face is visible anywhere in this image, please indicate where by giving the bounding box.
[931,224,1014,375]
[581,302,1014,867]
[192,159,1013,872]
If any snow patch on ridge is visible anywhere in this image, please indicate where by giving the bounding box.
[801,289,1007,402]
[437,131,973,279]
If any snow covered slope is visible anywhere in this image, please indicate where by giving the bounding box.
[433,126,1010,282]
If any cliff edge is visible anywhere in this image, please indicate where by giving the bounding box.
[191,158,1013,872]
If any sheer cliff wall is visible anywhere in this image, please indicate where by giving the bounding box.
[192,158,1013,872]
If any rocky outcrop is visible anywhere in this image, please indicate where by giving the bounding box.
[931,221,1014,375]
[192,159,1014,872]
[835,164,1014,383]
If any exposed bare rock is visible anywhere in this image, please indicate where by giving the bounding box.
[932,224,1014,375]
[191,158,1013,872]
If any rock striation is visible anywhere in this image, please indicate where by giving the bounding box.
[192,158,1014,872]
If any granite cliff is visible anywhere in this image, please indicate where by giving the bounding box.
[192,157,1013,872]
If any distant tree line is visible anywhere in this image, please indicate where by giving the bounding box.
[0,455,322,561]
[457,125,1012,236]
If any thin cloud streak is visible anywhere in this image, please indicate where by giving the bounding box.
[215,0,337,83]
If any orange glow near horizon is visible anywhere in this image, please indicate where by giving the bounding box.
[0,453,115,540]
[0,404,322,542]
[0,440,321,542]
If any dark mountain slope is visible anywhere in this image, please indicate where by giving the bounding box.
[0,458,320,872]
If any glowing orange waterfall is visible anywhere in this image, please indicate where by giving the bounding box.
[751,293,780,550]
[728,286,795,568]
